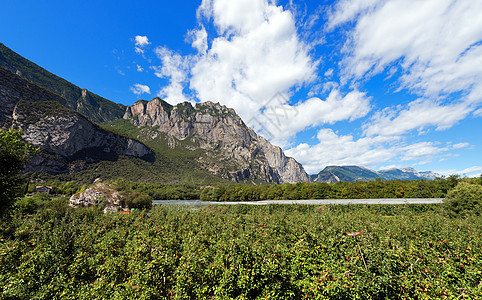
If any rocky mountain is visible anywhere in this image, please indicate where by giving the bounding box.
[313,166,439,183]
[378,167,438,181]
[0,43,125,123]
[0,44,309,184]
[1,66,153,175]
[120,98,310,184]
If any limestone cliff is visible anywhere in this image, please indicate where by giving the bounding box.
[123,98,310,183]
[11,100,152,174]
[0,67,153,174]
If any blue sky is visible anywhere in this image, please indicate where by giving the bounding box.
[1,0,481,176]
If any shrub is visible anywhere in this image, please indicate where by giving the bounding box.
[124,192,153,209]
[444,181,482,216]
[13,194,50,214]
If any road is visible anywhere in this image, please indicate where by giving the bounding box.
[153,198,444,206]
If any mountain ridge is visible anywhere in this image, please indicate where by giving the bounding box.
[313,165,439,183]
[0,66,153,176]
[121,97,311,184]
[0,42,125,123]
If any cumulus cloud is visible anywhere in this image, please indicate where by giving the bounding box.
[189,0,318,122]
[285,129,397,174]
[437,166,482,178]
[188,27,208,54]
[152,47,192,105]
[130,83,151,96]
[252,89,371,146]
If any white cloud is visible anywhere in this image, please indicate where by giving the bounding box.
[452,142,470,150]
[135,35,150,47]
[436,166,482,178]
[326,0,381,30]
[134,35,150,55]
[198,0,269,35]
[285,129,397,174]
[252,89,371,146]
[400,142,447,162]
[130,83,151,96]
[364,98,473,137]
[153,47,192,104]
[190,0,318,122]
[188,27,208,54]
[330,0,482,135]
[286,128,456,174]
[136,64,143,72]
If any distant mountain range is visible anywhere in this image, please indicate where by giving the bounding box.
[312,166,439,183]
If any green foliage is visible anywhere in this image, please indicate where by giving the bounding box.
[195,177,457,202]
[444,181,482,216]
[123,192,153,210]
[111,178,201,200]
[1,205,481,298]
[96,120,230,184]
[12,194,69,214]
[0,129,38,214]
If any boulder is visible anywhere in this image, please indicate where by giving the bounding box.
[69,182,123,213]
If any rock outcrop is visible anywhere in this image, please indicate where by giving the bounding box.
[124,98,310,183]
[11,100,152,174]
[69,182,123,213]
[0,67,153,174]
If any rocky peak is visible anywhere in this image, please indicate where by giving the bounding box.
[123,97,310,184]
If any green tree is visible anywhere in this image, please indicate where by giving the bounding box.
[0,129,38,214]
[444,181,482,216]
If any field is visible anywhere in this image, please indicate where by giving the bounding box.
[1,203,481,299]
